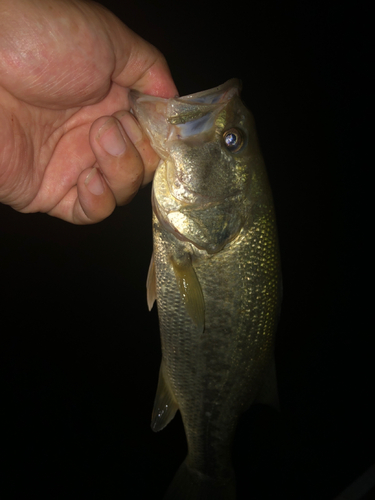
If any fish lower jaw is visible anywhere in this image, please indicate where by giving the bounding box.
[168,181,227,207]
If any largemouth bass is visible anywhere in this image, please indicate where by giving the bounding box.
[130,79,282,499]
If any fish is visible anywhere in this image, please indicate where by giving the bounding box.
[129,79,282,499]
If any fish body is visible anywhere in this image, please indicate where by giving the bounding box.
[130,80,282,499]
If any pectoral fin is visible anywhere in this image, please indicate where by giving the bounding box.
[151,360,179,432]
[171,254,205,334]
[146,253,156,311]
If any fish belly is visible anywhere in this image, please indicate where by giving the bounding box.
[152,203,281,482]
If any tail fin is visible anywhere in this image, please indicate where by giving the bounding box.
[163,459,236,500]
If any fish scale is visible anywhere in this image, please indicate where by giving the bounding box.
[152,207,280,486]
[130,79,282,499]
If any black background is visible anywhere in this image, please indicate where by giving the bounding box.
[1,1,372,498]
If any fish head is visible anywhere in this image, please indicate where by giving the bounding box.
[130,80,266,253]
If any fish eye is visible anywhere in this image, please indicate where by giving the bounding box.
[223,128,244,153]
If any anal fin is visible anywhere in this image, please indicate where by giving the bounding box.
[151,360,179,432]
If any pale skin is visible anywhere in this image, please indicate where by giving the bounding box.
[0,0,178,224]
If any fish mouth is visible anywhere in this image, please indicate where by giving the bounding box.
[129,79,242,160]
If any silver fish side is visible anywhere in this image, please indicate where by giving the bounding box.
[130,79,282,499]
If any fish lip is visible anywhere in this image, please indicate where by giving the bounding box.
[129,78,241,105]
[171,78,241,104]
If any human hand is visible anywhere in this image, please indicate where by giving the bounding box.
[0,0,177,224]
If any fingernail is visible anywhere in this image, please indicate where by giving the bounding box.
[85,167,104,195]
[97,118,126,156]
[118,113,143,144]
